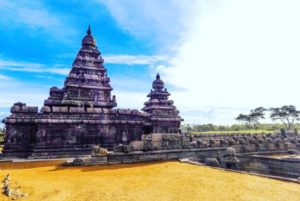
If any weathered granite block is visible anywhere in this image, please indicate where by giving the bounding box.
[52,106,68,113]
[276,143,286,150]
[249,144,258,152]
[167,152,180,159]
[130,141,144,150]
[69,107,85,113]
[41,106,51,113]
[86,108,102,113]
[285,143,296,149]
[258,144,268,151]
[88,156,108,164]
[266,143,276,151]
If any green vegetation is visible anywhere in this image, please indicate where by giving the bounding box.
[269,105,300,130]
[183,105,300,135]
[236,107,266,129]
[236,105,300,130]
[0,128,4,144]
[192,129,272,135]
[181,123,300,135]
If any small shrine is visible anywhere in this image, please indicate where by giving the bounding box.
[141,74,183,149]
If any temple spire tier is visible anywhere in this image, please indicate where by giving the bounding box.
[142,74,182,133]
[82,25,96,49]
[44,25,117,109]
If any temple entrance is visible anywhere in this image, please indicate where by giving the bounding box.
[29,127,37,144]
[24,125,38,149]
[142,125,153,134]
[226,163,232,169]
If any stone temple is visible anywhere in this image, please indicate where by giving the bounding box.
[2,27,300,181]
[2,26,183,157]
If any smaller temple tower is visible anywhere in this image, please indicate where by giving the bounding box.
[141,74,183,149]
[143,74,182,133]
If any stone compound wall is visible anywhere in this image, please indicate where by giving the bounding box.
[69,132,300,165]
[190,132,300,153]
[68,147,226,166]
[238,154,300,179]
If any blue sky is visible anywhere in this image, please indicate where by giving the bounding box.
[1,0,300,126]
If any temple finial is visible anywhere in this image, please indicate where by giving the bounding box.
[87,25,91,35]
[156,73,160,79]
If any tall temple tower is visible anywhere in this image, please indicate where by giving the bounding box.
[44,25,117,109]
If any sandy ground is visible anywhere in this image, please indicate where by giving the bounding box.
[0,160,299,201]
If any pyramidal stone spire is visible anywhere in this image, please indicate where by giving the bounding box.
[87,25,91,35]
[142,74,182,133]
[44,25,117,109]
[156,73,160,79]
[81,25,96,48]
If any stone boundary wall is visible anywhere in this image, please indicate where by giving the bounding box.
[189,132,300,153]
[68,147,299,166]
[68,147,227,166]
[108,148,225,163]
[238,154,300,178]
[193,132,273,139]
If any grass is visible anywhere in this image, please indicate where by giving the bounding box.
[0,135,3,145]
[192,129,274,135]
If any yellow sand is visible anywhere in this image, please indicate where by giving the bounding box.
[0,161,299,201]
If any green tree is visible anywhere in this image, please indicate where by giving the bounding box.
[181,124,193,133]
[0,127,4,144]
[270,105,300,130]
[235,107,266,129]
[218,125,227,131]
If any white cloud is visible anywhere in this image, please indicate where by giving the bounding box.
[0,1,76,39]
[0,74,12,80]
[105,54,167,65]
[97,0,197,49]
[110,75,152,110]
[0,73,48,125]
[158,0,300,124]
[58,53,168,65]
[0,82,48,127]
[99,0,300,124]
[0,54,167,75]
[0,58,70,75]
[111,76,150,91]
[0,78,49,108]
[113,90,146,110]
[179,106,251,125]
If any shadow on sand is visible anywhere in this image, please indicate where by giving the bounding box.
[50,160,175,172]
[0,159,176,172]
